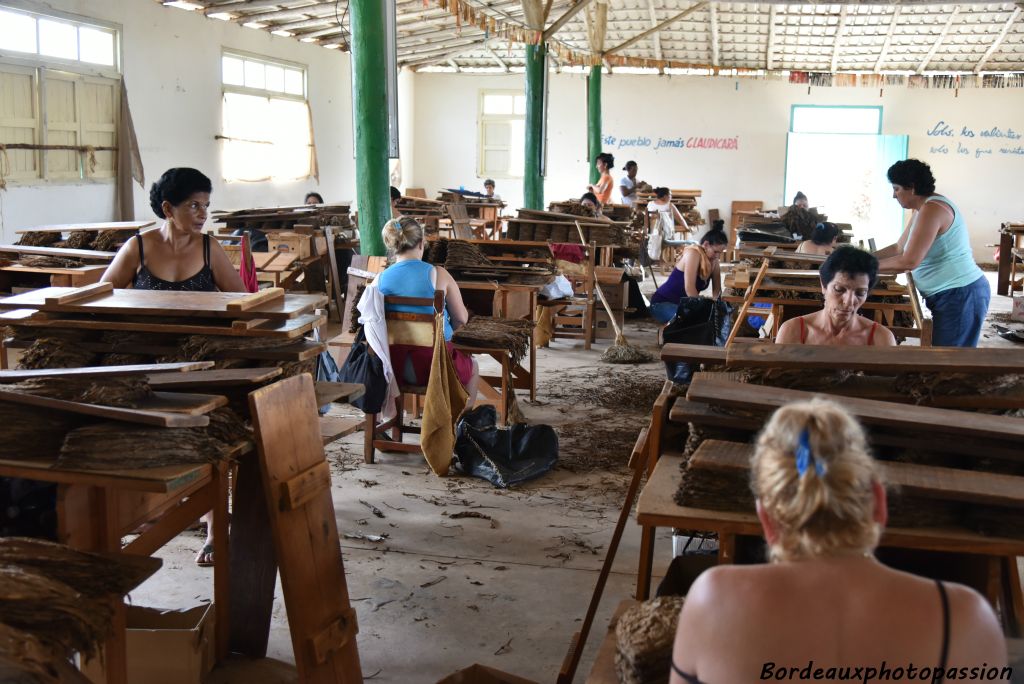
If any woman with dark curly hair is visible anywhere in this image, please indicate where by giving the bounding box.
[878,159,988,347]
[587,152,615,206]
[102,167,244,293]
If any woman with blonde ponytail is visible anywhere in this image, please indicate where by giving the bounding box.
[376,217,479,401]
[669,399,1005,684]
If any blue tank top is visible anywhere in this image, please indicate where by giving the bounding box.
[377,259,453,341]
[910,194,983,297]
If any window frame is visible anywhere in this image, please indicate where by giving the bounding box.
[219,49,314,183]
[0,2,122,80]
[478,89,526,180]
[789,105,883,135]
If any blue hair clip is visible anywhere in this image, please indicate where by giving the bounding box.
[795,429,826,478]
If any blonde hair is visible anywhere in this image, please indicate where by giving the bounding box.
[751,399,883,562]
[382,217,424,254]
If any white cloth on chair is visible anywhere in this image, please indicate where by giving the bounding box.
[357,282,400,422]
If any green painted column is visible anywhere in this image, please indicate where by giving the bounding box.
[587,65,602,185]
[351,0,389,256]
[523,43,545,210]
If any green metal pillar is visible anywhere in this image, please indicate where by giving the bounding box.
[351,0,389,256]
[587,65,602,185]
[523,43,545,210]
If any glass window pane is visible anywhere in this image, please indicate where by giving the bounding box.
[265,65,285,92]
[39,19,78,60]
[284,69,303,96]
[0,10,37,54]
[483,94,513,115]
[792,107,880,135]
[79,27,114,66]
[513,95,525,115]
[244,60,265,89]
[222,56,243,85]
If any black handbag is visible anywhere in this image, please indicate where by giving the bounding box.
[662,298,733,384]
[337,327,389,414]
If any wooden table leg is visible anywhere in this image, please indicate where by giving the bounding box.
[211,462,231,662]
[998,231,1013,296]
[228,453,278,658]
[635,525,656,601]
[1001,556,1024,638]
[718,533,737,564]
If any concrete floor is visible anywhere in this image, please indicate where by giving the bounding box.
[129,271,1021,683]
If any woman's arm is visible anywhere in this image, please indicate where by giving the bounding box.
[100,237,142,288]
[679,249,702,297]
[208,239,247,292]
[436,266,470,330]
[879,203,950,272]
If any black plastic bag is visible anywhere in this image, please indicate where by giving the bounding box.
[337,327,389,414]
[662,298,732,383]
[453,406,558,488]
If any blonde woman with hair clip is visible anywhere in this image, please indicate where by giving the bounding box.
[669,399,1006,684]
[375,217,479,402]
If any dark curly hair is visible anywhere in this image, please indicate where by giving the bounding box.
[149,168,212,219]
[887,159,936,197]
[595,152,615,169]
[811,222,840,246]
[700,225,729,246]
[820,245,879,290]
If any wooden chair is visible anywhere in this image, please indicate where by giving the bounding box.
[442,202,489,240]
[539,241,597,350]
[362,291,518,464]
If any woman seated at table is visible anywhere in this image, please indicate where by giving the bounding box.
[796,222,839,256]
[669,399,1007,684]
[649,225,727,324]
[377,217,479,403]
[101,168,245,567]
[102,168,245,293]
[776,246,896,346]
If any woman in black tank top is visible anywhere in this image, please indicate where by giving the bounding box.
[99,168,245,568]
[101,167,245,294]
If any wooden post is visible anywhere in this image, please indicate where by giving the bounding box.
[524,42,546,210]
[587,66,602,185]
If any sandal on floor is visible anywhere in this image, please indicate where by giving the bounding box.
[195,543,214,567]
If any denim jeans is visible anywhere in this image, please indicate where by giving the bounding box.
[651,301,678,323]
[924,275,990,347]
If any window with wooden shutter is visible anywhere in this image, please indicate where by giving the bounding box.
[478,91,525,179]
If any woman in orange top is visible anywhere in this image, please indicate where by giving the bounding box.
[588,153,615,206]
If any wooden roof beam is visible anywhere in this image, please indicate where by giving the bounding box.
[407,42,492,68]
[605,2,707,56]
[917,6,959,73]
[874,6,901,73]
[224,3,332,22]
[203,0,308,12]
[485,46,511,72]
[975,6,1021,72]
[709,2,720,67]
[648,0,663,62]
[831,5,848,73]
[766,5,777,70]
[543,0,601,41]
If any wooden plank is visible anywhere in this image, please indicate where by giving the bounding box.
[0,388,209,427]
[727,344,1024,374]
[43,281,113,305]
[660,343,728,365]
[280,461,332,512]
[15,221,154,233]
[691,440,1024,508]
[137,392,228,415]
[636,452,1024,556]
[0,458,210,494]
[314,382,365,407]
[686,378,1024,447]
[0,362,212,382]
[0,287,326,320]
[0,309,324,340]
[1,265,109,276]
[226,287,285,311]
[584,600,639,684]
[147,367,282,389]
[321,416,364,445]
[249,375,363,682]
[0,244,117,260]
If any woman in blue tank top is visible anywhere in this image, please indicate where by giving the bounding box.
[878,159,989,347]
[649,224,728,323]
[377,217,478,398]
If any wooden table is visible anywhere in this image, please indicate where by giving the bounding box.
[0,452,237,683]
[635,451,1024,634]
[0,263,106,289]
[457,280,541,402]
[584,599,637,684]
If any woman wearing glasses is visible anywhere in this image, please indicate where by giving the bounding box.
[102,167,245,293]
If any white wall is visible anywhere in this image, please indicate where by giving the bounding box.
[1,0,355,240]
[412,71,1024,259]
